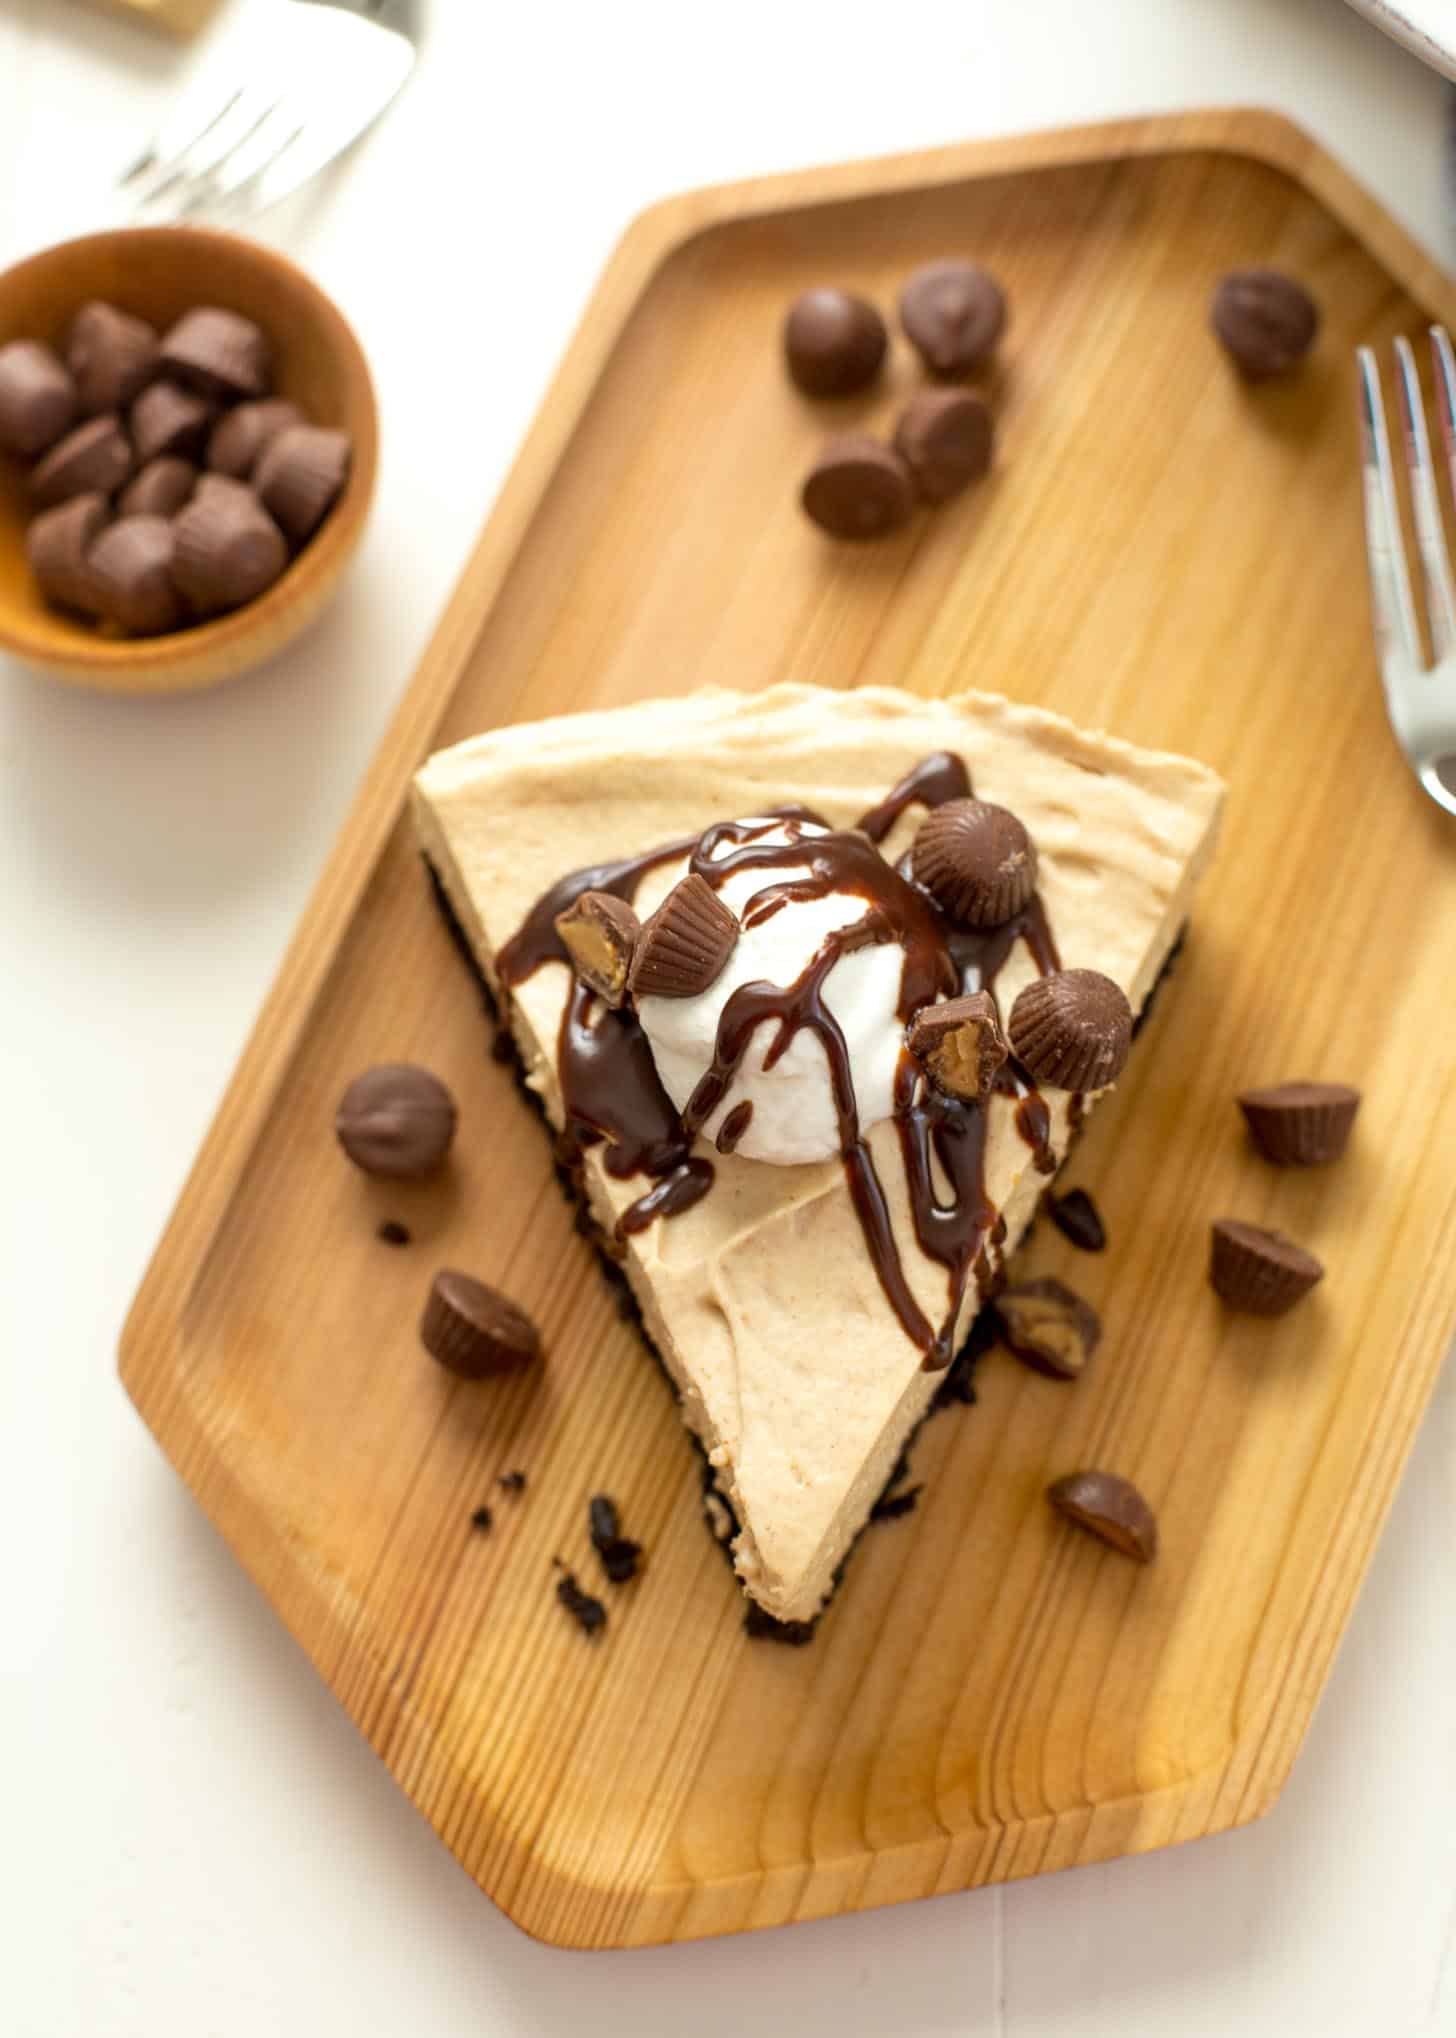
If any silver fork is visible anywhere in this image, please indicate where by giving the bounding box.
[1356,328,1456,819]
[120,0,420,225]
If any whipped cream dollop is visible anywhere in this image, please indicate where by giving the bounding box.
[636,820,910,1166]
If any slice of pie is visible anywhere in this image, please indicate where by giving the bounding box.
[413,684,1224,1629]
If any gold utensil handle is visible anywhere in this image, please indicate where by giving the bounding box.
[88,0,227,35]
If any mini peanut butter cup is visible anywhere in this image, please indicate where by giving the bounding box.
[336,1063,457,1179]
[130,380,214,465]
[1236,1081,1360,1166]
[899,260,1007,378]
[995,1277,1101,1380]
[906,989,1008,1101]
[0,339,77,459]
[88,515,183,635]
[629,872,738,999]
[801,433,915,540]
[65,301,159,415]
[206,399,304,480]
[893,389,993,502]
[29,414,133,509]
[1009,970,1132,1092]
[1048,1469,1158,1562]
[118,456,197,519]
[1209,1219,1323,1315]
[421,1270,542,1380]
[255,424,351,543]
[159,306,273,401]
[910,797,1037,927]
[171,477,288,613]
[26,493,109,616]
[555,890,640,1007]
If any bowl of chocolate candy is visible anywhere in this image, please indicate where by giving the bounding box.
[0,226,376,693]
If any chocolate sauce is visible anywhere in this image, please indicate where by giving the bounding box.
[499,755,1066,1365]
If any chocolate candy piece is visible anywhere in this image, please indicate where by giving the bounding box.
[1209,1219,1324,1315]
[0,340,77,458]
[893,388,993,502]
[801,433,915,540]
[335,1063,457,1178]
[995,1276,1101,1380]
[899,260,1007,377]
[171,476,288,613]
[87,516,184,635]
[29,414,133,509]
[159,306,272,400]
[420,1269,542,1379]
[1009,970,1132,1092]
[907,990,1008,1101]
[783,288,888,398]
[1048,1187,1107,1253]
[65,301,159,415]
[629,872,738,999]
[206,398,303,480]
[1048,1470,1158,1562]
[119,456,197,519]
[131,381,214,464]
[555,890,640,1006]
[1211,270,1319,380]
[1236,1080,1360,1166]
[255,425,352,544]
[911,797,1037,927]
[26,492,109,616]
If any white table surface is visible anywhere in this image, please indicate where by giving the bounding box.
[4,2,1455,2033]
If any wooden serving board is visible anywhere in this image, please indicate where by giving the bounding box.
[121,112,1456,1949]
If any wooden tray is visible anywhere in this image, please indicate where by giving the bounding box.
[120,111,1456,1949]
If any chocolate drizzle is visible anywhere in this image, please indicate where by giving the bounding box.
[497,754,1066,1362]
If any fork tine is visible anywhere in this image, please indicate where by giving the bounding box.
[129,82,285,221]
[119,85,243,191]
[1356,346,1423,674]
[1394,335,1456,661]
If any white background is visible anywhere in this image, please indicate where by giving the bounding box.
[3,1,1455,2032]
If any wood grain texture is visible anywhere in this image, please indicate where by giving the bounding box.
[119,111,1456,1949]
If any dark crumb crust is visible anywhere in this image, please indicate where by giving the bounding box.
[425,858,1183,1643]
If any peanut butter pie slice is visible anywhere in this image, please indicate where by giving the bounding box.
[413,685,1224,1628]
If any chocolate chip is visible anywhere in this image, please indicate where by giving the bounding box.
[87,515,183,635]
[801,433,914,540]
[899,260,1007,377]
[1048,1470,1158,1562]
[907,990,1008,1101]
[336,1063,457,1178]
[911,797,1037,927]
[376,1219,411,1247]
[420,1269,542,1379]
[0,340,77,458]
[554,1564,607,1637]
[118,456,197,519]
[29,414,133,509]
[783,287,888,398]
[25,493,109,615]
[555,890,640,1006]
[65,301,159,415]
[130,381,214,465]
[869,1484,922,1523]
[1209,1219,1324,1315]
[255,424,352,545]
[1236,1081,1360,1166]
[159,306,273,401]
[994,1276,1101,1379]
[743,1605,815,1645]
[470,1505,493,1532]
[1211,270,1319,380]
[171,476,288,613]
[629,872,738,999]
[497,1469,528,1494]
[893,388,993,502]
[1047,1187,1106,1252]
[1009,970,1132,1092]
[589,1492,643,1584]
[206,398,304,480]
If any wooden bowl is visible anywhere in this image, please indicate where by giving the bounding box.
[0,227,378,693]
